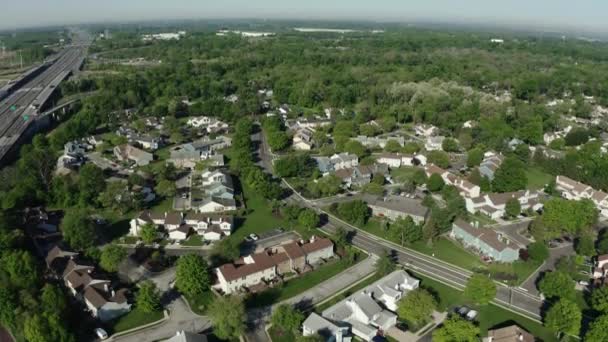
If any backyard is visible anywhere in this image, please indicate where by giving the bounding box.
[526,167,553,190]
[110,308,164,333]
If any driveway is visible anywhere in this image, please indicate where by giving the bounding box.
[491,219,534,248]
[117,257,176,292]
[519,243,575,295]
[87,152,121,171]
[241,231,300,255]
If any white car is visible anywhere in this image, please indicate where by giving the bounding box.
[249,233,259,241]
[466,310,478,321]
[95,328,108,340]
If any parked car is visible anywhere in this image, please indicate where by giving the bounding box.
[95,328,108,340]
[249,233,259,241]
[457,306,470,316]
[466,310,478,321]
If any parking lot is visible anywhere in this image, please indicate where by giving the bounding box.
[240,229,300,255]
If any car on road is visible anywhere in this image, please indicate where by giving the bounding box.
[249,233,259,241]
[94,328,108,340]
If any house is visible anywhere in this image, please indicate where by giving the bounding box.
[364,195,429,224]
[450,220,520,263]
[414,124,438,137]
[425,164,480,198]
[215,237,334,294]
[113,144,153,166]
[184,169,237,213]
[302,313,351,342]
[377,153,426,169]
[465,190,543,220]
[543,125,572,145]
[334,164,388,188]
[314,153,359,174]
[83,287,132,322]
[317,270,419,341]
[293,118,331,130]
[169,144,201,168]
[479,153,504,181]
[351,136,405,149]
[187,116,229,133]
[130,211,233,242]
[64,141,89,157]
[293,128,315,150]
[132,135,161,150]
[555,175,608,217]
[593,255,608,281]
[483,324,534,342]
[424,136,445,151]
[167,331,208,342]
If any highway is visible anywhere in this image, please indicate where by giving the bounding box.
[0,32,90,164]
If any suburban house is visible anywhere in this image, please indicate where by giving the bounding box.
[302,313,351,342]
[334,164,388,188]
[465,190,543,220]
[314,153,359,174]
[351,135,405,149]
[312,270,419,341]
[483,324,534,342]
[187,116,229,133]
[363,195,429,224]
[181,169,237,213]
[45,246,131,322]
[424,136,445,151]
[168,142,226,169]
[450,220,520,263]
[131,134,162,151]
[414,124,439,137]
[293,128,315,150]
[593,255,608,285]
[543,125,572,145]
[291,117,332,130]
[479,153,504,181]
[376,153,427,169]
[555,175,608,217]
[113,144,154,166]
[215,237,334,294]
[129,211,233,242]
[425,164,480,198]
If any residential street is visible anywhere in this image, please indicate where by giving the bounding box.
[520,243,575,295]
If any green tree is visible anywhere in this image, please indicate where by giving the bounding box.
[585,315,608,342]
[209,296,246,340]
[98,181,132,214]
[99,244,127,272]
[466,148,484,168]
[334,227,349,247]
[505,198,521,218]
[375,251,395,276]
[541,198,597,238]
[61,209,96,250]
[176,254,211,297]
[591,286,608,313]
[336,200,370,226]
[545,299,581,336]
[527,241,549,262]
[0,249,38,289]
[427,173,445,192]
[575,234,596,257]
[136,281,162,313]
[384,140,402,153]
[564,128,590,146]
[389,216,422,245]
[78,164,106,206]
[464,274,496,305]
[538,271,575,300]
[156,179,177,198]
[139,223,157,244]
[433,316,479,342]
[397,288,437,327]
[344,140,367,158]
[0,286,16,330]
[428,151,450,169]
[40,284,67,315]
[24,314,51,342]
[271,304,305,333]
[492,157,527,192]
[298,209,320,230]
[442,138,459,152]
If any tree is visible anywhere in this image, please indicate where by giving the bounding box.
[176,254,210,297]
[375,251,395,276]
[0,286,16,330]
[334,227,349,247]
[538,271,575,300]
[541,198,597,238]
[464,274,496,305]
[505,198,521,218]
[442,138,459,152]
[136,281,161,313]
[99,244,127,272]
[545,299,581,336]
[298,209,320,230]
[427,173,445,192]
[344,140,367,158]
[586,314,608,342]
[78,164,106,206]
[0,250,38,289]
[98,181,132,214]
[428,151,450,169]
[209,296,246,340]
[271,304,305,333]
[513,144,530,163]
[384,140,402,153]
[433,316,479,342]
[336,200,370,226]
[156,179,177,198]
[139,223,157,244]
[61,209,96,250]
[592,286,608,313]
[397,288,437,327]
[492,157,527,192]
[575,233,596,256]
[527,241,549,262]
[564,128,590,146]
[24,314,50,342]
[389,216,422,245]
[599,231,608,254]
[40,284,67,314]
[466,148,484,168]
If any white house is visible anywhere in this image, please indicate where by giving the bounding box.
[556,175,608,217]
[424,136,445,151]
[83,287,132,322]
[130,211,233,242]
[425,164,480,198]
[414,124,438,137]
[302,313,351,342]
[330,153,359,171]
[465,190,543,221]
[293,128,315,150]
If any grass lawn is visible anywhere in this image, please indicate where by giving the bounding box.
[526,167,553,190]
[184,291,214,315]
[149,196,174,214]
[390,166,420,183]
[246,258,361,308]
[268,326,295,342]
[181,234,205,246]
[315,272,384,313]
[469,212,497,226]
[412,272,557,342]
[409,238,486,271]
[111,309,164,333]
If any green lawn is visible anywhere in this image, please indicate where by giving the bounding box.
[230,184,289,241]
[390,166,420,183]
[315,272,384,313]
[268,326,295,342]
[246,257,362,308]
[184,291,214,315]
[149,196,174,214]
[409,238,486,271]
[111,309,164,333]
[181,234,205,246]
[526,167,553,190]
[412,272,557,342]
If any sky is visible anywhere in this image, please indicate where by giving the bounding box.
[0,0,607,33]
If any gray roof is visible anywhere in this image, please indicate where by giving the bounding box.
[363,194,429,218]
[302,312,344,336]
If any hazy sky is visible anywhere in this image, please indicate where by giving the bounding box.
[0,0,606,32]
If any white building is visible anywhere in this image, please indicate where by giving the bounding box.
[187,116,229,133]
[555,175,608,217]
[414,124,439,137]
[293,128,315,150]
[425,164,480,198]
[465,190,543,221]
[129,211,233,242]
[425,136,445,151]
[376,153,426,169]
